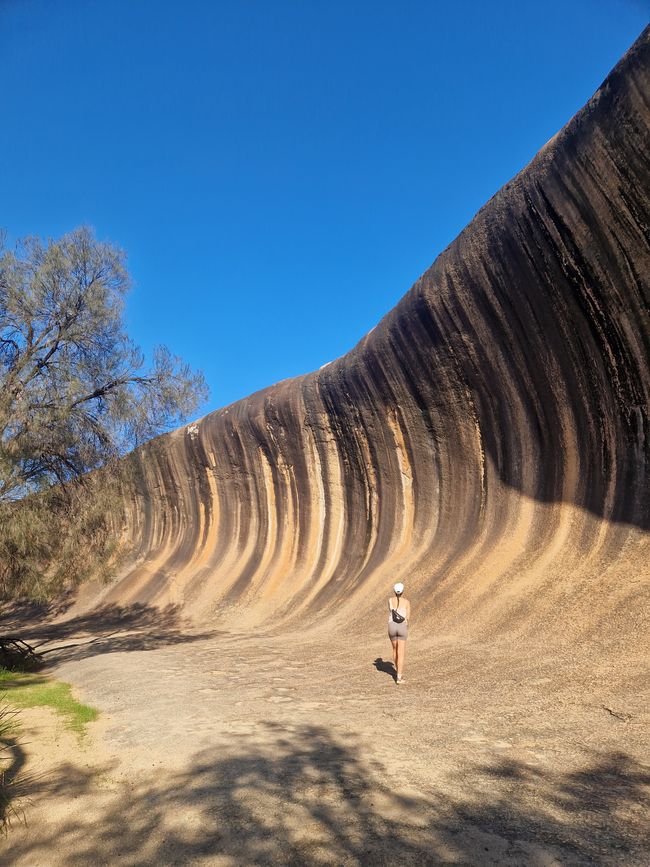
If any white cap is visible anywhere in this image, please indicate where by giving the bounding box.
[393,582,404,594]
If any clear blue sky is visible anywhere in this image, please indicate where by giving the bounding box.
[2,1,647,415]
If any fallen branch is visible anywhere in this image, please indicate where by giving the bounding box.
[0,638,43,672]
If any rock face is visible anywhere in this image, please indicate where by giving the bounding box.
[100,29,649,640]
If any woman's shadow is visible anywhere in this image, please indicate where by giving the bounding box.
[373,657,396,681]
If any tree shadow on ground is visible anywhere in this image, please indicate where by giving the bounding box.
[0,601,216,667]
[0,713,36,833]
[3,723,649,866]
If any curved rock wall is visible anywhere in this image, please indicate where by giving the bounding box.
[100,29,649,641]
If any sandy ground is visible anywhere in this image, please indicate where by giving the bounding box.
[1,617,649,867]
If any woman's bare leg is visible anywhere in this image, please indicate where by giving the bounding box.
[396,640,407,679]
[391,639,398,673]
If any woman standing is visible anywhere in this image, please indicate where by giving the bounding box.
[388,582,410,683]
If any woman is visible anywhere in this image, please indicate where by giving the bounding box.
[388,582,410,683]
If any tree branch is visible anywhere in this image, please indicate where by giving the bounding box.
[69,374,153,409]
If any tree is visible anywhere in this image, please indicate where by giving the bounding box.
[0,227,208,502]
[0,227,208,598]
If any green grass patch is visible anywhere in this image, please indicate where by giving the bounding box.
[0,667,98,736]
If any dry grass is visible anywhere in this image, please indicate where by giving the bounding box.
[0,466,130,601]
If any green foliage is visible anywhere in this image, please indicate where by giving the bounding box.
[0,227,208,598]
[0,668,98,737]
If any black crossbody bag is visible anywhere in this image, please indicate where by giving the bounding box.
[391,605,405,624]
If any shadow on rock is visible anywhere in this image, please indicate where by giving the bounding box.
[3,724,649,866]
[1,602,216,666]
[0,596,76,633]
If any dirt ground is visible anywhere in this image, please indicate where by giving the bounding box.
[1,610,648,866]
